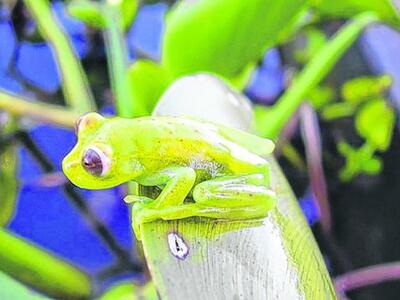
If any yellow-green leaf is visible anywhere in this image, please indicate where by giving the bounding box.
[128,60,172,114]
[355,98,395,151]
[312,0,400,27]
[162,0,308,87]
[341,75,392,105]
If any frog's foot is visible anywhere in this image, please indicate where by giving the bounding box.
[192,174,277,218]
[124,195,153,205]
[133,202,274,228]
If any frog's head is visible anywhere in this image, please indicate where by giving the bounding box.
[62,112,143,189]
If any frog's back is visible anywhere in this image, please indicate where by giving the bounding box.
[123,116,269,177]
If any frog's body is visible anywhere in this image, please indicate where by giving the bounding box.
[62,113,276,239]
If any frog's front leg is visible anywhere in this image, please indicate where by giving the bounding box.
[132,174,276,238]
[125,167,196,237]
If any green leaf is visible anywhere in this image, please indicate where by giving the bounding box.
[162,0,308,87]
[118,0,138,30]
[67,0,138,31]
[308,85,335,110]
[341,75,392,105]
[294,28,327,64]
[355,98,395,151]
[67,0,106,28]
[0,271,49,300]
[321,102,354,120]
[128,60,172,114]
[363,157,382,175]
[0,229,91,299]
[100,281,158,300]
[254,104,273,136]
[338,141,382,181]
[312,0,400,27]
[260,12,379,139]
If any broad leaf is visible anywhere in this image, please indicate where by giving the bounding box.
[341,75,392,105]
[162,0,308,87]
[67,0,138,30]
[355,98,395,151]
[67,0,106,29]
[312,0,400,27]
[127,60,171,114]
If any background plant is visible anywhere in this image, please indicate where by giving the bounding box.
[0,0,399,299]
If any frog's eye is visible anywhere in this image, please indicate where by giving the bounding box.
[82,146,111,177]
[75,113,106,135]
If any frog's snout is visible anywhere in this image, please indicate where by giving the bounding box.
[62,153,80,179]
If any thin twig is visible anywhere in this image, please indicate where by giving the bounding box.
[0,89,79,128]
[23,0,96,112]
[300,103,331,234]
[334,262,400,294]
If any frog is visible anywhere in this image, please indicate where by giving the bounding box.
[62,112,277,239]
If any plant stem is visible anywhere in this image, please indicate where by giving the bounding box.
[334,262,400,293]
[300,103,331,234]
[0,228,91,299]
[0,89,80,128]
[23,0,96,113]
[103,5,144,117]
[262,11,379,140]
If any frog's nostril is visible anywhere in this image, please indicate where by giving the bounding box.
[62,156,79,173]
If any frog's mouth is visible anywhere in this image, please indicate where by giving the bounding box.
[62,154,81,185]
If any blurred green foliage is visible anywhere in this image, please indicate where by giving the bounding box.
[68,0,138,31]
[100,281,158,300]
[312,0,400,27]
[0,271,49,300]
[0,229,91,299]
[338,142,382,181]
[162,0,307,84]
[319,76,394,181]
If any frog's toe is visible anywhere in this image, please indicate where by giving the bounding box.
[124,195,153,204]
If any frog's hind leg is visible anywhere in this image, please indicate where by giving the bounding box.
[192,174,276,217]
[134,174,276,225]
